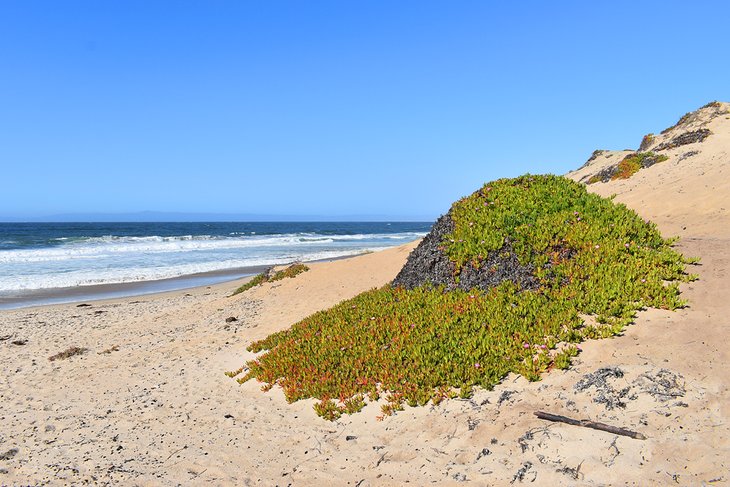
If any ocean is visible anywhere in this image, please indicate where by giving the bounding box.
[0,222,430,309]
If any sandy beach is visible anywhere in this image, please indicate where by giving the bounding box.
[2,104,730,485]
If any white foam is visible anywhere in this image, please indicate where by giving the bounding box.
[0,230,427,293]
[0,232,425,264]
[0,247,382,292]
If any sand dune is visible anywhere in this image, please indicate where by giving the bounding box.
[568,101,730,239]
[1,103,728,485]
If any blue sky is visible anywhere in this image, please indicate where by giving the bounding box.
[1,1,728,221]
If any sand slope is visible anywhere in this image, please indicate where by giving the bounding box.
[568,101,730,239]
[1,103,729,485]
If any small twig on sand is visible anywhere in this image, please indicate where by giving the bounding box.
[164,445,188,462]
[534,411,646,440]
[191,468,207,480]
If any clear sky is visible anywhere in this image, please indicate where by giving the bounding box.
[1,1,728,221]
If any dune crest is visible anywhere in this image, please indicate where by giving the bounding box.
[568,101,730,238]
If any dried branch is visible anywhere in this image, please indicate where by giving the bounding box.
[534,411,646,440]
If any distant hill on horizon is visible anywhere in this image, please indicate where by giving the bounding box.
[0,210,435,223]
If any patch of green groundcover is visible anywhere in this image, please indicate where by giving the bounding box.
[231,263,309,296]
[231,175,697,419]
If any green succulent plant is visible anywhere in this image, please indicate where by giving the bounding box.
[231,263,309,296]
[232,175,696,419]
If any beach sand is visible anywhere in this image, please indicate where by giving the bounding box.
[2,106,729,485]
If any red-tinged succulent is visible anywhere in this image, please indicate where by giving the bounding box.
[231,175,698,419]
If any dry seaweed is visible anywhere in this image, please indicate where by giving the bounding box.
[49,346,88,361]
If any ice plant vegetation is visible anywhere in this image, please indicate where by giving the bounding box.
[232,175,696,419]
[610,152,668,180]
[231,263,309,295]
[587,152,669,184]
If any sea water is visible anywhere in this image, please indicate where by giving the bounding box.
[0,222,429,308]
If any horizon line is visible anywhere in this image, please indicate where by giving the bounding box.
[0,211,437,223]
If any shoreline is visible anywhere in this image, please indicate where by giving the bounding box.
[0,248,386,311]
[0,264,267,310]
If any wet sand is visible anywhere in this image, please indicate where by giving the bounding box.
[0,265,269,310]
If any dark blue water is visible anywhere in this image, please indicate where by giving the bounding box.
[0,222,431,251]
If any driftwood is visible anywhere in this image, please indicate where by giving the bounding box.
[534,411,646,440]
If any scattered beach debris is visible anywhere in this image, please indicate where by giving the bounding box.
[163,445,188,463]
[475,448,491,461]
[0,448,18,460]
[634,369,685,402]
[604,436,621,467]
[225,316,238,323]
[498,390,517,407]
[556,461,584,480]
[345,435,357,441]
[574,367,686,413]
[11,339,27,346]
[511,462,535,483]
[574,366,624,386]
[575,367,635,410]
[517,430,534,453]
[98,345,120,355]
[76,303,91,308]
[0,334,13,341]
[516,425,558,461]
[452,472,467,482]
[49,346,88,361]
[534,411,646,440]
